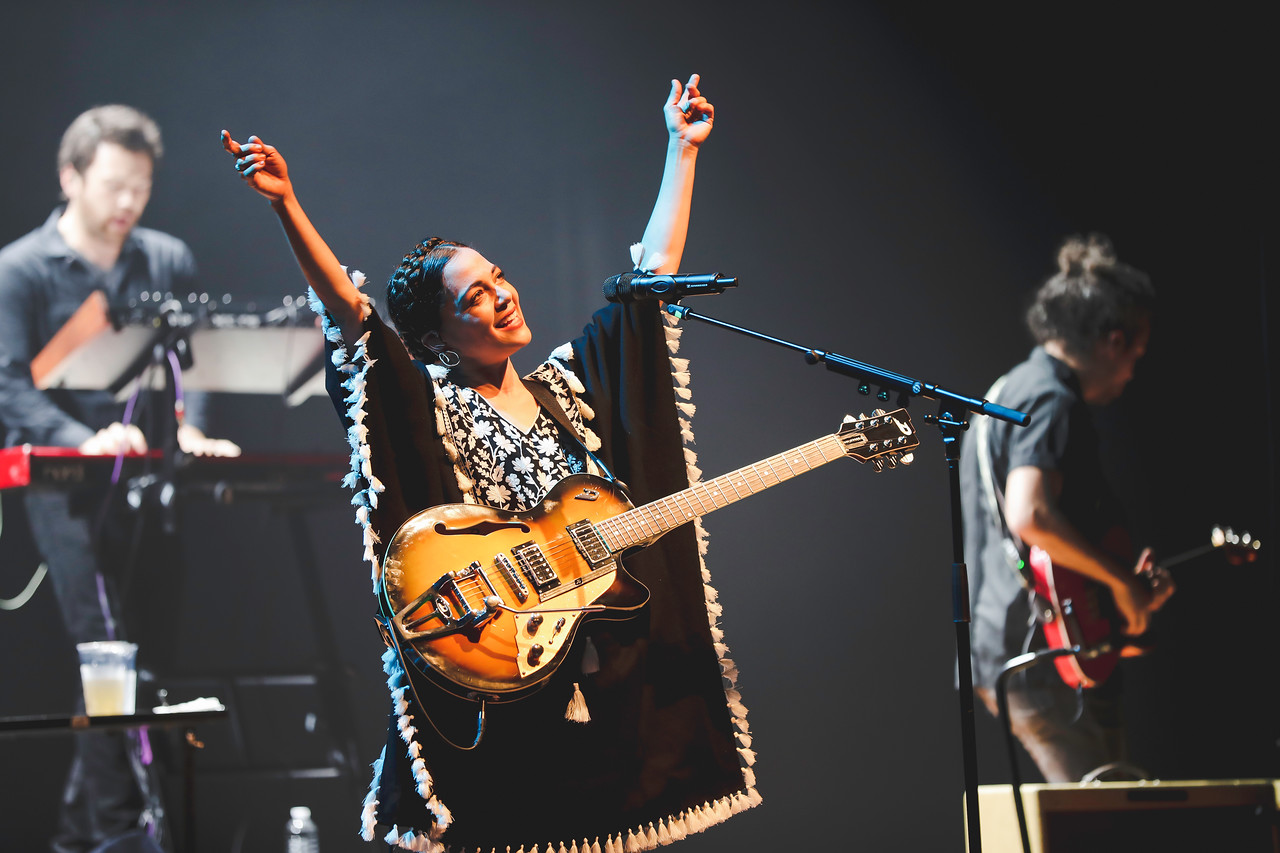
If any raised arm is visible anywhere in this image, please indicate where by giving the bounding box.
[220,131,367,341]
[636,74,715,274]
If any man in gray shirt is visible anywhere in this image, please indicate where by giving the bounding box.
[0,104,234,853]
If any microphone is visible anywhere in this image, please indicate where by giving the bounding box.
[602,272,737,303]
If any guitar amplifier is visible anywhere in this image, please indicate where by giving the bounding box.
[965,779,1280,852]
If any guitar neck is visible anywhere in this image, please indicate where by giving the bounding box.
[596,432,853,551]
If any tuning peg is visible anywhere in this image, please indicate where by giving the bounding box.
[899,453,915,466]
[883,455,898,469]
[871,408,886,417]
[871,459,884,473]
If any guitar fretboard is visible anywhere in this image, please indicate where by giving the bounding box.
[595,432,858,551]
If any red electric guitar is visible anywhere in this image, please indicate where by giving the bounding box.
[1029,525,1261,688]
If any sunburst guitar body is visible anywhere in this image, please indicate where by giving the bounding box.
[382,475,644,701]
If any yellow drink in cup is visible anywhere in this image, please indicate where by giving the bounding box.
[76,641,138,716]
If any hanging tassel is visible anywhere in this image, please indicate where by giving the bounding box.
[565,683,591,723]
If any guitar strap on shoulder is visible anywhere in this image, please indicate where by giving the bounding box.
[522,376,624,489]
[974,375,1032,586]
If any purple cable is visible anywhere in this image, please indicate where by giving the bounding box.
[98,374,145,642]
[166,347,185,426]
[108,376,143,486]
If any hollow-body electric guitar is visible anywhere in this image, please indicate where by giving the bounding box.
[1029,524,1261,689]
[381,410,919,701]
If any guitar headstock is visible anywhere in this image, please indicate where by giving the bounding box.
[1211,525,1262,565]
[837,409,919,471]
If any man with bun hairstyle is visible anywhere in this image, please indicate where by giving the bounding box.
[960,234,1174,782]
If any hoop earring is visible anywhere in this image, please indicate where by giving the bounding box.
[436,349,461,368]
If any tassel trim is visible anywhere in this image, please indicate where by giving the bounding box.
[308,272,383,592]
[409,791,761,853]
[308,270,452,846]
[661,304,758,796]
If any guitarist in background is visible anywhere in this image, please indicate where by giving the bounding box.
[960,234,1174,783]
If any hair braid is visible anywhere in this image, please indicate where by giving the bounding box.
[385,237,469,362]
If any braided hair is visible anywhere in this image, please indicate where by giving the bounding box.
[385,237,470,362]
[1025,233,1155,360]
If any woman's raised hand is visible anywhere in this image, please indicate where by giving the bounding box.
[663,73,715,148]
[221,130,293,203]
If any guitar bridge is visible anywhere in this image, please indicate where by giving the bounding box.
[494,553,529,603]
[395,561,500,640]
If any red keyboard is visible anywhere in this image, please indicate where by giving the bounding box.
[0,445,346,497]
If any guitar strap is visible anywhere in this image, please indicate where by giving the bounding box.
[522,375,623,489]
[974,375,1032,586]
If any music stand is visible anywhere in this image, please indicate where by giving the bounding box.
[32,292,329,406]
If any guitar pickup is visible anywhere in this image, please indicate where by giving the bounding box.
[512,542,560,593]
[567,519,611,567]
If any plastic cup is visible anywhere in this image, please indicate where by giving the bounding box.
[76,641,138,716]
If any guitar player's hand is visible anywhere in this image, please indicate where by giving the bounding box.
[1136,546,1176,612]
[1112,547,1174,635]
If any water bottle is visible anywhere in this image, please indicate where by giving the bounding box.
[285,805,319,853]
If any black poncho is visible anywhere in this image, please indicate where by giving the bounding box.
[318,274,758,853]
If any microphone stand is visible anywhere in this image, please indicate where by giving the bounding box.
[663,301,1029,852]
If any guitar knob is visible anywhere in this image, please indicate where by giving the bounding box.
[526,614,543,635]
[527,644,544,665]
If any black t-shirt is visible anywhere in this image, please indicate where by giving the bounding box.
[960,347,1126,689]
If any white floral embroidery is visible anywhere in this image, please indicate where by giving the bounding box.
[432,374,588,512]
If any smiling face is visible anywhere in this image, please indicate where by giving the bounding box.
[429,247,532,369]
[60,142,153,246]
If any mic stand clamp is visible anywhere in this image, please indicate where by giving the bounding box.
[663,300,1030,853]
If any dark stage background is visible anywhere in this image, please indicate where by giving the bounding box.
[0,2,1273,850]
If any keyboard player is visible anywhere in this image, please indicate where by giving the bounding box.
[0,105,238,853]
